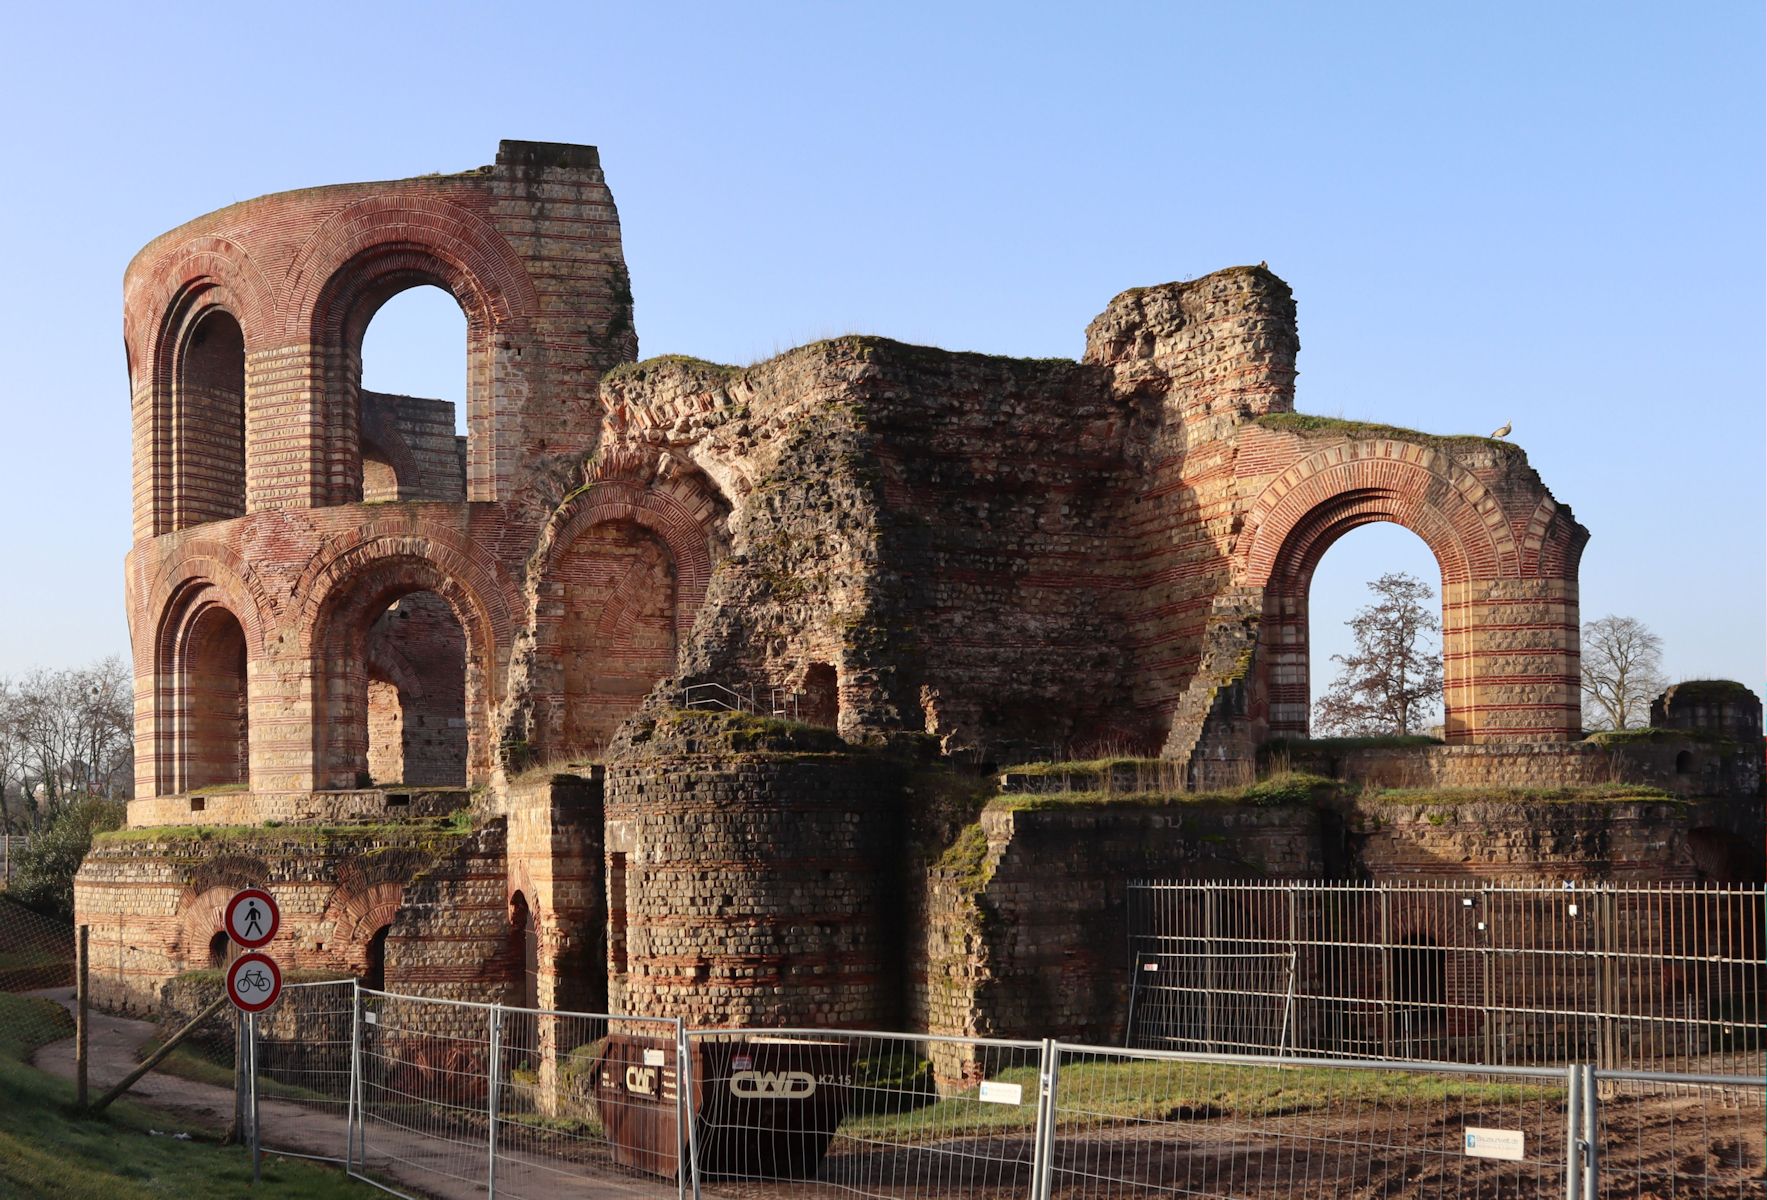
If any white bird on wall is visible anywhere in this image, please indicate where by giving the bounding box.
[1489,421,1512,439]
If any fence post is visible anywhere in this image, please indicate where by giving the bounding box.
[1579,1064,1598,1200]
[75,924,88,1108]
[248,1010,261,1185]
[1563,1063,1581,1200]
[1032,1038,1061,1200]
[486,1004,502,1198]
[346,981,361,1172]
[676,1022,702,1200]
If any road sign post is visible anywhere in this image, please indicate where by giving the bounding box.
[223,887,282,1182]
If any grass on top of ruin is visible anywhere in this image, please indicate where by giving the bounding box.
[0,992,374,1198]
[1359,782,1678,806]
[92,810,474,844]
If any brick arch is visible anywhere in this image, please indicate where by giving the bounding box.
[172,884,242,968]
[540,473,727,638]
[127,236,278,382]
[302,534,511,789]
[1238,442,1580,743]
[281,195,541,505]
[1236,444,1517,588]
[321,881,405,973]
[145,542,277,661]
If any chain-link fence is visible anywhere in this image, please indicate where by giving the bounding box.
[0,894,73,993]
[1129,879,1767,1074]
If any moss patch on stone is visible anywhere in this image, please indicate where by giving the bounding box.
[94,817,471,847]
[637,707,850,755]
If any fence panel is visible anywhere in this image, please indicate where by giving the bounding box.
[493,1006,681,1199]
[1591,1070,1766,1199]
[686,1028,1045,1198]
[1046,1043,1571,1198]
[353,990,502,1197]
[1129,880,1767,1074]
[250,978,357,1163]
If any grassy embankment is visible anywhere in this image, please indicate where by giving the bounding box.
[0,991,373,1198]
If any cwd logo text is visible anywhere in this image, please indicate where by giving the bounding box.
[730,1069,816,1099]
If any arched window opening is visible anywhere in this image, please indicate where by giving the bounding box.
[174,308,246,529]
[508,892,539,1011]
[547,521,678,761]
[1301,523,1446,740]
[362,592,467,787]
[182,606,249,792]
[363,924,390,992]
[1675,750,1693,775]
[208,930,231,970]
[355,285,468,503]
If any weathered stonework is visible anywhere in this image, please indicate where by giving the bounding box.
[85,140,1757,1045]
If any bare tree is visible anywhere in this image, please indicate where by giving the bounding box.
[1313,571,1444,737]
[0,657,132,831]
[1580,614,1667,730]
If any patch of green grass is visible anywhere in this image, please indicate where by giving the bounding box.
[0,992,373,1197]
[1256,412,1516,452]
[841,1059,1552,1141]
[1001,756,1165,777]
[1584,726,1733,747]
[136,1037,333,1104]
[94,817,471,845]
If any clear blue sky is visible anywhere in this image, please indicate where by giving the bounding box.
[0,2,1760,714]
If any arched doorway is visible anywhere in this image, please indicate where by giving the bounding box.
[363,925,391,992]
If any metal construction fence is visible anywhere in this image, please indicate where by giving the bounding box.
[1127,879,1767,1073]
[231,981,1764,1199]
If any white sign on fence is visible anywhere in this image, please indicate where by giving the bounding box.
[979,1080,1023,1105]
[1463,1127,1525,1160]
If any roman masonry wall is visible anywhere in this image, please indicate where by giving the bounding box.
[604,713,902,1028]
[72,822,476,1014]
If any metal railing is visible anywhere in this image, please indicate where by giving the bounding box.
[230,982,1763,1198]
[678,681,805,722]
[1128,879,1767,1074]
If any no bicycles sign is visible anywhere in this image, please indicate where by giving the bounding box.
[226,951,283,1013]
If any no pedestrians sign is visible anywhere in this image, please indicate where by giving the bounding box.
[224,888,279,950]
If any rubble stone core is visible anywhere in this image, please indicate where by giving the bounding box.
[82,140,1751,1037]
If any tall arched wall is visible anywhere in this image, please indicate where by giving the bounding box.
[121,142,733,818]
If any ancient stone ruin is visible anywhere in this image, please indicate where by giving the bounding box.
[77,141,1762,1041]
